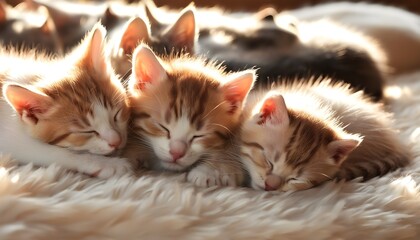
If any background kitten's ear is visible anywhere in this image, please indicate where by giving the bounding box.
[0,1,7,24]
[144,0,160,27]
[80,23,108,78]
[3,83,53,125]
[258,94,289,125]
[221,70,255,114]
[129,45,167,92]
[255,7,277,22]
[119,17,150,55]
[102,5,118,26]
[327,138,361,165]
[163,9,196,52]
[37,6,56,34]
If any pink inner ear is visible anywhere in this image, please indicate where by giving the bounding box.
[223,71,255,114]
[131,45,167,92]
[135,64,152,91]
[259,98,276,124]
[120,18,149,55]
[258,95,288,125]
[165,10,196,51]
[4,84,52,124]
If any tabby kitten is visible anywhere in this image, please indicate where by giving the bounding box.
[240,81,410,191]
[125,44,254,187]
[0,23,131,178]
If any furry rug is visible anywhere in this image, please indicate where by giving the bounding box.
[1,72,419,240]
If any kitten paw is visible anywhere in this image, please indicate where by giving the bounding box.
[186,164,237,187]
[80,156,132,179]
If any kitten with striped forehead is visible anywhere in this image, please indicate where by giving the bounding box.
[0,23,131,178]
[241,81,410,191]
[126,44,253,187]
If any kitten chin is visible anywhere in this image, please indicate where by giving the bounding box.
[123,44,253,187]
[0,23,132,178]
[241,80,411,192]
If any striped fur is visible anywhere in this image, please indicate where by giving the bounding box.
[241,80,411,192]
[1,23,130,156]
[125,45,253,187]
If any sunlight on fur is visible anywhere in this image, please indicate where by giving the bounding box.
[391,176,418,195]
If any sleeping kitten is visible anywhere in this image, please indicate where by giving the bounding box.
[0,1,62,54]
[108,7,195,78]
[240,81,411,191]
[124,44,253,187]
[0,23,131,178]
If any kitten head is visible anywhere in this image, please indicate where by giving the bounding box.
[241,94,361,191]
[0,2,62,54]
[3,23,130,155]
[128,44,254,171]
[144,1,196,54]
[109,7,196,77]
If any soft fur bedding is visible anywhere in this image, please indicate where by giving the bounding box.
[0,72,419,239]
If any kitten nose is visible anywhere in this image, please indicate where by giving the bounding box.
[169,140,187,162]
[264,175,282,191]
[103,130,122,149]
[108,137,122,149]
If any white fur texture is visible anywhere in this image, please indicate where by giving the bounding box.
[1,72,420,239]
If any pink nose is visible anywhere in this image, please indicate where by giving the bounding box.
[170,150,185,162]
[108,137,122,149]
[169,140,187,162]
[264,175,282,191]
[264,182,277,191]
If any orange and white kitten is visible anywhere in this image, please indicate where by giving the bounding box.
[241,81,411,192]
[125,44,253,187]
[108,8,195,77]
[0,23,131,178]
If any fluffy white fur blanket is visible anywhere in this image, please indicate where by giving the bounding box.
[1,72,419,240]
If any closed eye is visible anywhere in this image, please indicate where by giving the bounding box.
[190,134,205,143]
[158,123,170,139]
[114,108,122,122]
[267,161,273,172]
[77,130,98,135]
[286,177,297,183]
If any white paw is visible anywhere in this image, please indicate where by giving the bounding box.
[186,164,237,187]
[79,155,132,179]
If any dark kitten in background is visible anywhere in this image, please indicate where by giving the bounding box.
[145,3,387,101]
[0,1,62,54]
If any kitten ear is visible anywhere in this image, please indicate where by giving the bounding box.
[144,0,160,27]
[163,9,196,52]
[258,94,289,125]
[119,17,150,55]
[80,23,108,78]
[103,5,118,25]
[221,70,255,114]
[129,44,167,92]
[327,138,361,165]
[0,1,7,24]
[255,7,277,22]
[37,7,56,34]
[3,83,53,125]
